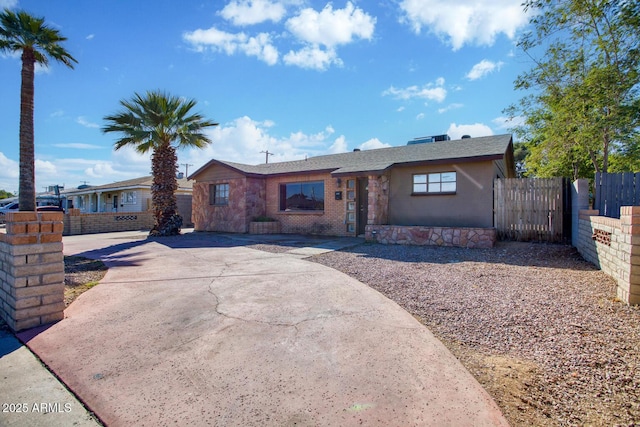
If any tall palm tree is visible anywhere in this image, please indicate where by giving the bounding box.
[0,9,77,211]
[103,90,218,236]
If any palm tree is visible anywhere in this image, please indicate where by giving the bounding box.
[0,9,77,211]
[103,90,218,236]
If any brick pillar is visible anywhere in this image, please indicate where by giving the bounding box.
[620,206,640,305]
[67,208,82,235]
[0,211,65,331]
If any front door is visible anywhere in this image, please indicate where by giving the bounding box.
[357,178,368,236]
[113,195,118,212]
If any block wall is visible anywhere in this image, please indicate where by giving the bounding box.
[0,212,65,332]
[64,209,154,235]
[576,207,640,305]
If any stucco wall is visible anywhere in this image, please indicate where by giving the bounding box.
[388,160,496,228]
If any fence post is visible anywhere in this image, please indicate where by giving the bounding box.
[572,179,590,248]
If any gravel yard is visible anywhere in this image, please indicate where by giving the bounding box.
[301,241,640,427]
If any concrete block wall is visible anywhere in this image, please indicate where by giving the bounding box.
[576,206,640,305]
[64,209,154,235]
[0,211,65,332]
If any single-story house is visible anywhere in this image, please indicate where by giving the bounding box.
[63,175,193,219]
[189,134,515,247]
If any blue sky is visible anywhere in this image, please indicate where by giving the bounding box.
[0,0,531,194]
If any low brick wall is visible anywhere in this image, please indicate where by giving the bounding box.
[64,209,154,235]
[249,221,281,234]
[576,207,640,305]
[0,212,65,331]
[365,225,496,248]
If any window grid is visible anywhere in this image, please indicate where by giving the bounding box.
[210,183,229,205]
[413,172,456,194]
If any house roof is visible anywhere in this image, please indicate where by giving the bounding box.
[64,176,193,195]
[191,134,514,179]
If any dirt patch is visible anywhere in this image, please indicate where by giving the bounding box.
[64,256,108,307]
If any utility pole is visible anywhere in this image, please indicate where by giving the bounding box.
[260,150,273,164]
[180,163,193,177]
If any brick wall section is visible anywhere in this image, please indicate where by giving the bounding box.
[365,224,496,248]
[577,206,640,305]
[63,209,154,235]
[0,212,65,332]
[266,173,352,236]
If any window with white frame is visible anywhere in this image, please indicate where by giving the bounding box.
[122,191,136,204]
[413,172,456,194]
[209,183,229,205]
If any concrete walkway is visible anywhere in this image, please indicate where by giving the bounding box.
[6,231,508,426]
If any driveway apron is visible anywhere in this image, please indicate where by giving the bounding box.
[21,232,508,426]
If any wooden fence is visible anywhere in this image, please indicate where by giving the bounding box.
[594,172,640,218]
[494,177,571,242]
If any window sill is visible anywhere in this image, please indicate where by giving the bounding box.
[411,192,457,196]
[277,211,324,215]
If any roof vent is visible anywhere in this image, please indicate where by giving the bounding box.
[353,148,361,152]
[461,135,471,139]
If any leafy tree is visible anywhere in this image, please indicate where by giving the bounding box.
[507,0,640,179]
[0,9,76,211]
[103,90,218,236]
[0,189,15,200]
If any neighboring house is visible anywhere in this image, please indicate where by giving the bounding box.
[190,134,515,245]
[63,175,193,221]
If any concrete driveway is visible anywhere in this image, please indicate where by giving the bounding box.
[20,231,508,426]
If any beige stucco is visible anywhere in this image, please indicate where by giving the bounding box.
[388,160,498,228]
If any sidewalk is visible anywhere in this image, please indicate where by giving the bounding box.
[0,329,101,426]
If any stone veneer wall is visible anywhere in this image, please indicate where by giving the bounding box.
[64,209,154,235]
[576,206,640,305]
[365,225,496,248]
[0,212,65,332]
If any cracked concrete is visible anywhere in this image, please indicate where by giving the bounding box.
[15,231,508,426]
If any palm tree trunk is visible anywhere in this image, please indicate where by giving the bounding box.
[19,47,36,211]
[150,142,181,236]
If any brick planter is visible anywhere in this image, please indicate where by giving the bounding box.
[249,221,281,234]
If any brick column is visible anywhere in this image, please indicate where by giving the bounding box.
[0,211,65,331]
[620,206,640,305]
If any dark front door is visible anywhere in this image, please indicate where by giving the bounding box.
[357,178,368,236]
[113,195,118,212]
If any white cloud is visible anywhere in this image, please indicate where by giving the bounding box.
[53,143,105,150]
[438,103,463,114]
[446,123,493,140]
[219,0,286,26]
[186,116,346,169]
[283,46,341,70]
[382,78,447,103]
[358,138,391,150]
[416,113,425,120]
[399,0,529,50]
[76,116,100,128]
[328,135,348,154]
[0,0,17,9]
[466,59,504,80]
[286,2,375,48]
[183,28,279,65]
[86,34,95,40]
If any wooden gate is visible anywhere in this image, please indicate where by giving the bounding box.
[494,178,571,242]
